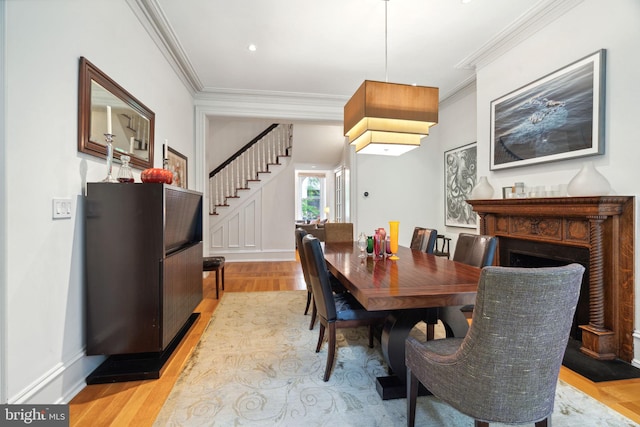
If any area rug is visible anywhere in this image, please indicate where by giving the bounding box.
[154,291,639,427]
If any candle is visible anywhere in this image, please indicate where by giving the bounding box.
[106,106,112,134]
[130,137,135,153]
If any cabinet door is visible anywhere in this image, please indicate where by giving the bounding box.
[162,242,203,348]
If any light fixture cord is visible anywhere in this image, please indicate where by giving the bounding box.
[384,0,388,82]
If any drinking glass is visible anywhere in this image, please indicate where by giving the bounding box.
[357,232,367,258]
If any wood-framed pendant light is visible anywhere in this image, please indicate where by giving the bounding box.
[343,0,439,156]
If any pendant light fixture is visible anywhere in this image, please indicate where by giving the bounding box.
[344,0,439,156]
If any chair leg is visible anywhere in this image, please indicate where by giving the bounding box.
[368,324,374,348]
[316,324,325,353]
[215,268,220,299]
[407,368,418,427]
[304,291,312,315]
[221,265,225,290]
[535,418,549,427]
[426,323,435,340]
[309,299,317,330]
[323,322,337,382]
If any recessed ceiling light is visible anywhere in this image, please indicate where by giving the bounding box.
[248,44,257,52]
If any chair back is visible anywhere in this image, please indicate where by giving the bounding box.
[453,233,497,267]
[324,223,354,243]
[302,235,337,322]
[295,228,312,292]
[455,264,584,422]
[409,227,437,253]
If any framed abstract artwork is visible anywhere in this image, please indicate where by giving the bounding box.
[490,49,606,170]
[166,145,188,189]
[445,142,477,228]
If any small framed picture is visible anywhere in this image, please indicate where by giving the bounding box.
[502,186,514,199]
[166,145,188,189]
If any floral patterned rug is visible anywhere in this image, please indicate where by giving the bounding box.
[154,291,638,427]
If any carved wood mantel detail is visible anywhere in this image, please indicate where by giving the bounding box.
[468,196,635,362]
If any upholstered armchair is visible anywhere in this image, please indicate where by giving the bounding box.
[406,264,585,427]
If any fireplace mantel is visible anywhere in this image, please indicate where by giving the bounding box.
[468,196,634,362]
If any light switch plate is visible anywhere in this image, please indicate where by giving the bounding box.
[53,198,72,219]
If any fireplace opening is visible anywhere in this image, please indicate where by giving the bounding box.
[499,238,590,341]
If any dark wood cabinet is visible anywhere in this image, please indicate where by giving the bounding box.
[85,183,203,382]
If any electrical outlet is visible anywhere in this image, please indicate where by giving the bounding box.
[52,198,72,219]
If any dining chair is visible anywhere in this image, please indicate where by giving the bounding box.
[428,233,498,338]
[295,228,315,323]
[409,227,437,253]
[296,228,347,330]
[406,263,585,427]
[452,233,498,331]
[302,234,389,381]
[324,222,354,243]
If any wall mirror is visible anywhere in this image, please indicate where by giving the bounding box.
[78,57,155,170]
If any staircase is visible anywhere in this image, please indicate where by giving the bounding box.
[208,123,293,215]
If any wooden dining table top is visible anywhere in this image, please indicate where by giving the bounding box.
[323,242,482,311]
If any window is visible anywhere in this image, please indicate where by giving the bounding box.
[297,173,326,221]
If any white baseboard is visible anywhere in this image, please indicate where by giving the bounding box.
[9,350,104,404]
[632,329,640,368]
[207,249,296,262]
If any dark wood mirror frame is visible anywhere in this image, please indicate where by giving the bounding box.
[78,57,155,170]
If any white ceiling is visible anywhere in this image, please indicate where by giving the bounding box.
[146,0,579,101]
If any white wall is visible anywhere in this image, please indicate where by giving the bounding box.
[4,0,194,403]
[434,84,478,254]
[352,83,477,251]
[476,0,640,364]
[1,0,7,405]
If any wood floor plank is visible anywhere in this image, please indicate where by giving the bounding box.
[69,261,640,426]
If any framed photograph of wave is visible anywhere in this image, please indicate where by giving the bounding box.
[490,50,605,170]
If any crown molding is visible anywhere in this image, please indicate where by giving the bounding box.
[194,88,347,122]
[455,0,584,70]
[126,0,203,94]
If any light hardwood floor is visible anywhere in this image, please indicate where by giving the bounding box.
[69,261,640,426]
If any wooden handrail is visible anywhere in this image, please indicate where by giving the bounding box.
[208,123,279,178]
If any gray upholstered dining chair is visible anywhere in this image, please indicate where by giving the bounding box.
[295,228,345,330]
[406,263,585,427]
[302,234,389,381]
[409,227,437,253]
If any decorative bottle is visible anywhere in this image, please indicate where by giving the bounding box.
[117,155,135,183]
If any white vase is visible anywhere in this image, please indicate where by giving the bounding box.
[470,176,494,199]
[567,161,611,196]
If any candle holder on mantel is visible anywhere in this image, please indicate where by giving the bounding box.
[102,133,118,183]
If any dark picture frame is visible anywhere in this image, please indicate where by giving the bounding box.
[490,49,606,170]
[444,142,477,228]
[166,145,188,189]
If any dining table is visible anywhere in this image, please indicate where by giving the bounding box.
[323,242,482,399]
